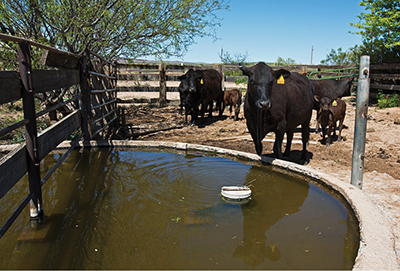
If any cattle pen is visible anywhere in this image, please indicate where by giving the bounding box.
[0,34,399,269]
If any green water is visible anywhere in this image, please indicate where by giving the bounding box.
[0,148,359,269]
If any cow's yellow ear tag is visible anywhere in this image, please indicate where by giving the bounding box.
[277,74,285,84]
[332,100,337,106]
[200,79,204,84]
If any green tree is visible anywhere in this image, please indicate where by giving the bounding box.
[321,46,361,65]
[351,0,400,63]
[274,57,296,65]
[219,50,250,64]
[0,0,229,60]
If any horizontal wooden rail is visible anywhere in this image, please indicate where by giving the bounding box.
[0,33,81,59]
[371,83,400,91]
[92,99,117,110]
[0,69,80,104]
[0,144,28,199]
[37,110,81,161]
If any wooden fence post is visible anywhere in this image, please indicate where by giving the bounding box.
[18,42,44,225]
[159,62,167,106]
[80,49,93,140]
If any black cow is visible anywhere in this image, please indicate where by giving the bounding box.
[240,62,314,162]
[177,77,193,123]
[178,69,223,125]
[311,77,354,132]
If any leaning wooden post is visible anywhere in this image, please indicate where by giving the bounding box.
[351,56,370,189]
[18,42,44,225]
[80,49,93,140]
[159,62,167,107]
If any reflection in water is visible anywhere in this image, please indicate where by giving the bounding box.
[0,148,359,270]
[233,169,308,266]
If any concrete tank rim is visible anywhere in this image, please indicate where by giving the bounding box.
[56,139,398,270]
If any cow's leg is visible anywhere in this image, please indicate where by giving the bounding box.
[273,130,284,159]
[229,105,233,118]
[284,131,293,157]
[327,125,332,147]
[191,105,199,126]
[198,101,206,124]
[301,122,310,162]
[208,101,213,117]
[338,117,344,141]
[332,119,337,137]
[215,92,225,117]
[248,125,263,155]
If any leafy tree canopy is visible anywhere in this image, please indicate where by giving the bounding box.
[219,50,250,64]
[321,46,361,65]
[274,57,296,66]
[351,0,400,63]
[0,0,229,60]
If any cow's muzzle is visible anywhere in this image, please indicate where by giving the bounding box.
[257,99,272,110]
[189,87,196,92]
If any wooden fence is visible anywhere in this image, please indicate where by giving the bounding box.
[0,34,117,238]
[117,61,399,101]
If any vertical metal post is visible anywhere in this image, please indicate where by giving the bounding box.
[159,62,167,107]
[351,56,370,189]
[18,42,44,224]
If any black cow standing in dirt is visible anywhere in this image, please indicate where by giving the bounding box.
[311,77,354,132]
[239,62,314,162]
[314,96,346,147]
[223,89,242,121]
[178,69,223,125]
[177,78,193,123]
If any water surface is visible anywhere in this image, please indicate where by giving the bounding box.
[0,148,359,269]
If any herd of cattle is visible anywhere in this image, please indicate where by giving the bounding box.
[177,62,354,163]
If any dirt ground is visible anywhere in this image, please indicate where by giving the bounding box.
[119,96,400,265]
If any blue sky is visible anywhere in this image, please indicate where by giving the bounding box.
[166,0,365,64]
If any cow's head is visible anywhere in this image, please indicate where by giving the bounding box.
[177,76,189,107]
[314,95,336,114]
[239,62,291,110]
[179,69,203,92]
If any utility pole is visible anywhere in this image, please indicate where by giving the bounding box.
[311,46,314,65]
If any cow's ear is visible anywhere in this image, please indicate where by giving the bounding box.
[239,63,250,76]
[274,69,291,79]
[314,95,321,103]
[177,74,186,81]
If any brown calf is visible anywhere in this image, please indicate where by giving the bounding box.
[315,96,346,147]
[223,89,242,121]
